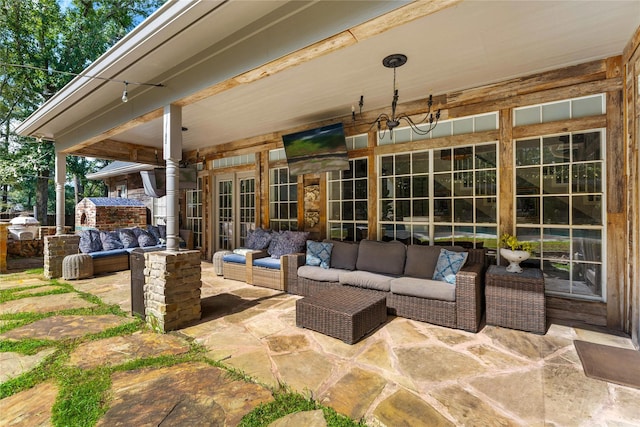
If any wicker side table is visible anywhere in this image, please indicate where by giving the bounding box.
[296,287,387,344]
[485,265,546,334]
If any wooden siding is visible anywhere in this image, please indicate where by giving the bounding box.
[197,55,636,333]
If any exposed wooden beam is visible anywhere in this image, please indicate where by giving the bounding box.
[69,108,163,151]
[67,140,164,165]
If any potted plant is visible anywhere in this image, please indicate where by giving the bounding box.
[499,233,533,273]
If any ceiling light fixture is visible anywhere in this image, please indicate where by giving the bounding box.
[121,81,129,103]
[352,54,440,138]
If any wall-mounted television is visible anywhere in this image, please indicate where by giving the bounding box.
[282,123,350,176]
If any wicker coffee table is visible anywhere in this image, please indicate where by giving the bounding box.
[485,265,546,334]
[296,287,387,344]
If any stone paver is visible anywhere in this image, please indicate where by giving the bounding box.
[12,286,64,296]
[2,262,640,427]
[0,292,96,314]
[0,348,56,383]
[396,346,486,383]
[269,409,327,427]
[0,381,58,426]
[321,367,387,420]
[0,314,129,341]
[0,277,47,290]
[68,332,191,369]
[433,385,520,426]
[97,362,272,427]
[374,388,454,426]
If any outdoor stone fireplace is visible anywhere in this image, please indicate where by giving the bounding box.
[75,197,147,231]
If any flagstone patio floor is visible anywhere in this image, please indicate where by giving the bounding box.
[1,258,639,426]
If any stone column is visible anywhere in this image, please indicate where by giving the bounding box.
[0,222,8,273]
[144,250,201,332]
[44,234,80,279]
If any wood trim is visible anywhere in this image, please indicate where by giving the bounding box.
[367,129,378,241]
[69,139,164,165]
[546,296,607,328]
[512,116,607,140]
[296,175,304,231]
[498,109,514,237]
[255,151,263,229]
[622,23,640,64]
[319,173,327,239]
[373,130,499,156]
[451,77,622,119]
[262,151,271,229]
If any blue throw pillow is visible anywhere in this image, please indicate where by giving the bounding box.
[118,228,139,249]
[246,228,272,250]
[147,225,161,241]
[136,228,157,247]
[433,249,468,284]
[79,229,102,253]
[268,230,309,258]
[306,240,333,269]
[100,231,124,251]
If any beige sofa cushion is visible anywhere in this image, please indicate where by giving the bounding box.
[297,265,342,282]
[390,277,456,302]
[339,271,393,292]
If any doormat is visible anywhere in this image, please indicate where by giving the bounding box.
[574,340,640,389]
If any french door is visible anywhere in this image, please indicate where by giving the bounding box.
[214,171,256,251]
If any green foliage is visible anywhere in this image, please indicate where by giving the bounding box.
[52,366,112,427]
[499,233,534,254]
[0,0,163,215]
[239,391,366,427]
[0,338,56,355]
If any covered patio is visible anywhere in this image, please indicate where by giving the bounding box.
[14,2,640,350]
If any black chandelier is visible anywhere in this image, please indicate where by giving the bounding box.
[352,54,440,138]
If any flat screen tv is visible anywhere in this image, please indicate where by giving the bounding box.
[282,123,350,176]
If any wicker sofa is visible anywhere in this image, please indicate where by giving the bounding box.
[288,239,487,332]
[75,227,193,274]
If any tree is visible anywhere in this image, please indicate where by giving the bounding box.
[0,0,163,221]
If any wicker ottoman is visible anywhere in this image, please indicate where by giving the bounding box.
[213,250,232,276]
[296,287,387,344]
[62,253,94,280]
[485,265,546,334]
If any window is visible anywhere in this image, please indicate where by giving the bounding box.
[152,196,166,225]
[185,176,203,248]
[514,94,605,126]
[515,130,605,300]
[269,167,298,231]
[379,143,497,249]
[328,158,368,241]
[116,183,127,198]
[378,112,498,145]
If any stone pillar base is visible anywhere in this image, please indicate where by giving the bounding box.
[144,250,202,332]
[44,235,81,279]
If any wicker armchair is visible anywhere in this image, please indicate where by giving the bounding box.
[222,250,263,282]
[249,250,306,291]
